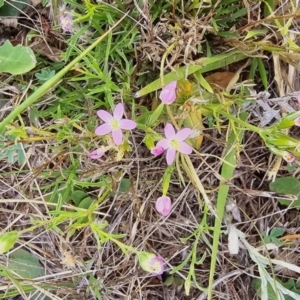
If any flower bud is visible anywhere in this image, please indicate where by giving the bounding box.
[159,81,177,104]
[151,146,164,156]
[155,196,172,216]
[282,151,295,163]
[88,148,105,159]
[138,252,164,275]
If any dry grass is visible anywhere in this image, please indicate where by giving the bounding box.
[1,0,300,299]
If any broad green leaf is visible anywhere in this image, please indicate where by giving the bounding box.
[0,231,19,254]
[270,227,285,237]
[72,190,89,206]
[0,41,36,75]
[78,197,94,209]
[0,0,30,16]
[269,177,300,208]
[8,248,45,278]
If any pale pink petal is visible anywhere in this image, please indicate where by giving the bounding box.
[113,103,124,121]
[88,148,105,159]
[156,139,170,150]
[297,95,300,104]
[112,128,123,145]
[97,110,113,122]
[294,116,300,126]
[166,147,176,165]
[119,119,137,130]
[178,142,193,154]
[164,123,176,140]
[159,81,177,104]
[95,123,112,136]
[175,128,192,142]
[151,146,165,156]
[155,196,172,216]
[149,256,165,275]
[282,151,295,163]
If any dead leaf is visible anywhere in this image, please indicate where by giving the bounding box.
[31,40,62,62]
[205,72,236,89]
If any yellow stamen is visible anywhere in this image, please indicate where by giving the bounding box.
[170,139,181,150]
[110,120,119,130]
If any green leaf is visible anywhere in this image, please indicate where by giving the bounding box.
[71,190,89,206]
[119,178,131,193]
[269,177,300,208]
[8,248,45,278]
[147,103,164,126]
[270,227,285,237]
[257,58,268,90]
[0,0,30,16]
[164,275,174,286]
[244,29,268,40]
[0,41,36,75]
[197,73,214,93]
[78,197,94,209]
[35,69,56,83]
[0,231,19,254]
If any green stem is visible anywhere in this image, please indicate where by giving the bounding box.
[0,14,127,132]
[215,109,262,134]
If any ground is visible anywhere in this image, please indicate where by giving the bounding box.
[1,1,300,300]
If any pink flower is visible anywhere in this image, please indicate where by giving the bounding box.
[95,103,137,146]
[138,252,165,275]
[151,146,164,156]
[58,4,73,32]
[88,148,105,159]
[155,196,172,216]
[159,81,177,104]
[156,123,193,165]
[282,151,295,163]
[294,116,300,126]
[59,14,73,32]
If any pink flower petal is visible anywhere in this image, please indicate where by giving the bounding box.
[155,196,172,216]
[294,116,300,127]
[151,146,165,156]
[178,142,193,154]
[175,128,192,142]
[97,110,113,122]
[112,128,123,145]
[282,151,295,163]
[119,119,137,130]
[166,147,176,165]
[95,123,112,136]
[113,103,124,121]
[297,95,300,104]
[156,139,169,150]
[164,123,176,140]
[149,256,165,275]
[159,81,177,104]
[88,148,105,159]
